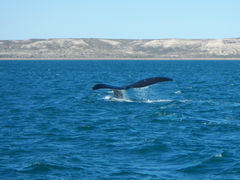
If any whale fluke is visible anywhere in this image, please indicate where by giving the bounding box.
[92,77,173,98]
[124,77,173,89]
[92,84,125,90]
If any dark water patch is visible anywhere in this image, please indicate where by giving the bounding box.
[177,151,235,175]
[76,125,96,131]
[135,140,169,155]
[109,170,158,180]
[18,162,67,174]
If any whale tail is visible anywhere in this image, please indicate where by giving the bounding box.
[92,77,173,98]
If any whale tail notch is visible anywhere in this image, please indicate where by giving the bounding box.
[92,77,173,98]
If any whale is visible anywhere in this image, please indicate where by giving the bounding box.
[92,77,173,98]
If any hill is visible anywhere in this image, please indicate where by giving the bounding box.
[1,38,240,59]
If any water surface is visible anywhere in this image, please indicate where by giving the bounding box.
[1,60,240,179]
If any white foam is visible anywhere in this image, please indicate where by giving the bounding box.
[146,99,172,103]
[105,97,133,102]
[112,97,133,102]
[179,99,191,103]
[175,90,182,94]
[103,95,112,100]
[215,153,223,158]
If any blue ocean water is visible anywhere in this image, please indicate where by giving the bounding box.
[1,60,240,179]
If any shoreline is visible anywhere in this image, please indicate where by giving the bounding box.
[1,58,240,61]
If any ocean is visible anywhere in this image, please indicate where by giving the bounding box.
[1,60,240,179]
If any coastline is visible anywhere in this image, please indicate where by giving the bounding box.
[2,38,240,61]
[1,57,240,60]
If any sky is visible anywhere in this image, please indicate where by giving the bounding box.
[0,0,240,40]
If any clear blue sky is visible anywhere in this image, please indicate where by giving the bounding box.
[1,0,239,40]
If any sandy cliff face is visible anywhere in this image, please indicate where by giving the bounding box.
[0,38,240,58]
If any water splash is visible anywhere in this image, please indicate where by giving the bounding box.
[103,90,133,102]
[103,89,174,103]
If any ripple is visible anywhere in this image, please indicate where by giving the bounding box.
[136,142,169,154]
[18,162,67,174]
[2,60,240,179]
[177,151,235,174]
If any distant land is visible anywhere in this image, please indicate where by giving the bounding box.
[1,38,240,60]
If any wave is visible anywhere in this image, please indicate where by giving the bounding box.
[175,90,182,94]
[17,161,67,173]
[177,152,226,173]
